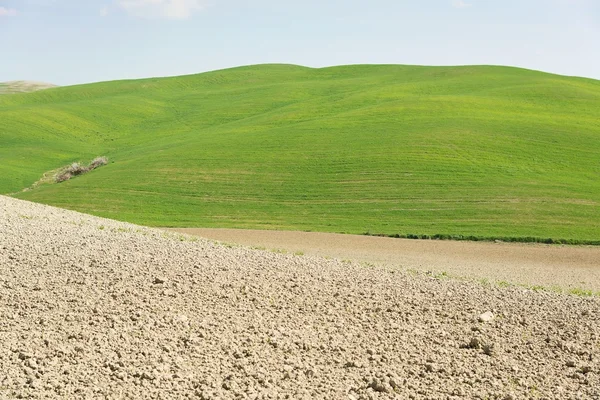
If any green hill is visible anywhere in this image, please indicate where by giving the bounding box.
[2,64,599,242]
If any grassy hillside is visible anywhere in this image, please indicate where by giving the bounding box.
[2,64,600,241]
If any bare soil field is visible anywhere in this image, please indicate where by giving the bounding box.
[1,195,599,399]
[170,228,600,293]
[0,81,57,94]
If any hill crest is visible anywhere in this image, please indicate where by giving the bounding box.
[2,64,599,242]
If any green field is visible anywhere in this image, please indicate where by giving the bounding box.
[2,64,600,242]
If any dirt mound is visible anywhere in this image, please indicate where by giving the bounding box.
[1,195,598,399]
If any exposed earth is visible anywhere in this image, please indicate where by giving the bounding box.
[169,228,600,293]
[0,81,57,94]
[1,195,599,399]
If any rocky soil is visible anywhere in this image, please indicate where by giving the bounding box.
[170,228,600,293]
[1,195,599,399]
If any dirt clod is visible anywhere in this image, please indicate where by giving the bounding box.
[478,311,494,322]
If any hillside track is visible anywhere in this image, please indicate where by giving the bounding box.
[1,195,599,399]
[170,228,600,292]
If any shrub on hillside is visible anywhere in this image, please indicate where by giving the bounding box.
[55,156,109,183]
[89,156,108,169]
[55,172,72,183]
[66,162,88,176]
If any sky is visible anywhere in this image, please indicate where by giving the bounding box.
[0,0,599,86]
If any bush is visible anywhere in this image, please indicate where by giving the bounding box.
[55,171,72,183]
[65,162,88,176]
[89,156,108,170]
[55,156,108,183]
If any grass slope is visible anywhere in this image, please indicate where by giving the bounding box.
[2,64,600,241]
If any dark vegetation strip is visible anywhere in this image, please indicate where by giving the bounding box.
[362,232,600,246]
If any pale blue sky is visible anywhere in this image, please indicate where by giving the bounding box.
[1,0,598,85]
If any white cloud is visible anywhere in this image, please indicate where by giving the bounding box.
[100,6,109,16]
[0,7,18,17]
[116,0,205,19]
[452,0,472,8]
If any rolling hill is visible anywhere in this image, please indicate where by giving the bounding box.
[1,64,599,242]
